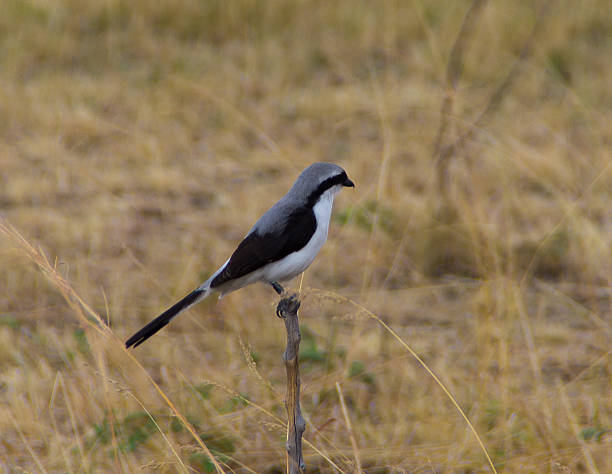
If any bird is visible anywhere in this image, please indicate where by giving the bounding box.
[125,162,354,348]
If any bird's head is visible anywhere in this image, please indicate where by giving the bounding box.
[290,162,354,207]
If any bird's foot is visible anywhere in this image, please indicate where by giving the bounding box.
[276,293,300,319]
[270,281,285,295]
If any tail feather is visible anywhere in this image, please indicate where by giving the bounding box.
[126,288,208,348]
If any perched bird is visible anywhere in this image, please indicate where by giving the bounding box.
[126,162,354,348]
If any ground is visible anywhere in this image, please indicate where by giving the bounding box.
[0,0,611,472]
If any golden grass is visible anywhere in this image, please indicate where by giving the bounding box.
[1,0,611,472]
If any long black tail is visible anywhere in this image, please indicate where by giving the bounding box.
[125,288,208,348]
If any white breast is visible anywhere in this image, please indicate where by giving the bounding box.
[260,185,340,283]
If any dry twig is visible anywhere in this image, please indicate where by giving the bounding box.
[277,294,306,473]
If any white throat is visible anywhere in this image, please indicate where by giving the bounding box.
[312,184,341,237]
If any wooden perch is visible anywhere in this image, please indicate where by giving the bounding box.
[277,293,306,473]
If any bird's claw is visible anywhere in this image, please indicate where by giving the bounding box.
[276,293,300,319]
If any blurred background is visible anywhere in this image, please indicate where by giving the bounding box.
[1,0,611,471]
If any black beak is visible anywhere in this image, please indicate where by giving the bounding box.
[343,177,355,187]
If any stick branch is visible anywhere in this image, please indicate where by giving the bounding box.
[277,294,306,473]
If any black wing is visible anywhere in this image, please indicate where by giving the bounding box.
[210,206,316,288]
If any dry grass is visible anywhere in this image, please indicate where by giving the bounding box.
[1,0,611,472]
